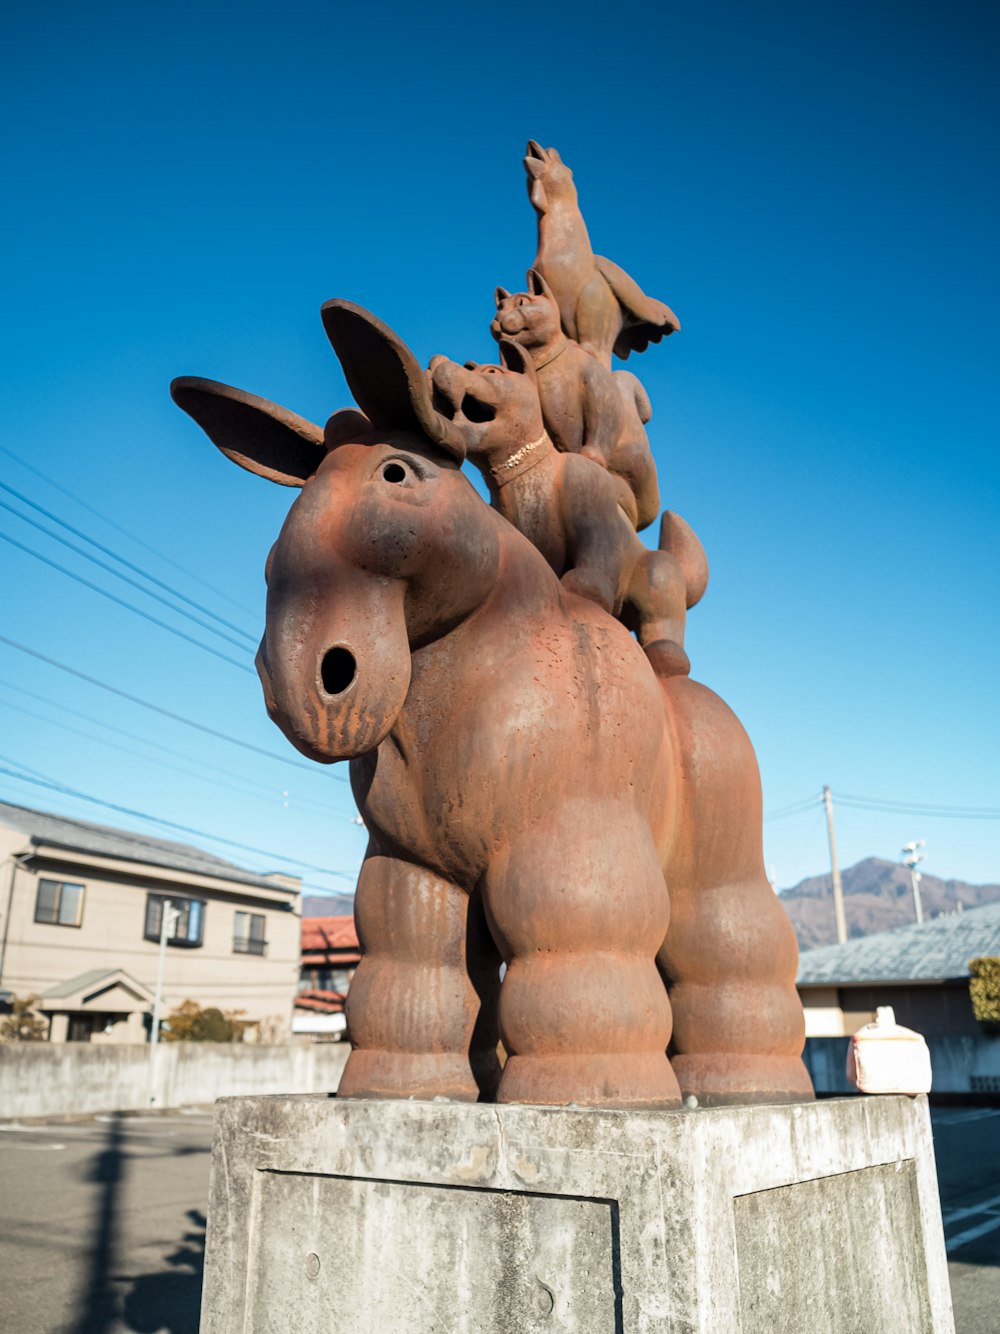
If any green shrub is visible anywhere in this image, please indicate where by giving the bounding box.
[163,999,249,1042]
[969,957,1000,1032]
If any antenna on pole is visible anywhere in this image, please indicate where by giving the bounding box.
[823,786,848,945]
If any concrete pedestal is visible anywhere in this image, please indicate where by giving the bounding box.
[200,1093,954,1333]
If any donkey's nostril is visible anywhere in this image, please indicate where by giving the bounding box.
[321,647,357,696]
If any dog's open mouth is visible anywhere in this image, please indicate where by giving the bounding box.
[460,394,496,424]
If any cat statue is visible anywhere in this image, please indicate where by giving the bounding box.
[493,268,661,530]
[524,140,679,366]
[428,340,706,677]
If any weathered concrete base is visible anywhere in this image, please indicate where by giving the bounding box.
[201,1093,954,1333]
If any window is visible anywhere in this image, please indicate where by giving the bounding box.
[144,894,205,948]
[35,879,85,927]
[300,967,353,993]
[234,911,267,955]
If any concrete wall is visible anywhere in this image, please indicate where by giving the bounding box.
[804,1033,1000,1095]
[0,1041,349,1119]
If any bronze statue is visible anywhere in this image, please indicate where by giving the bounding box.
[427,342,702,677]
[171,145,812,1110]
[524,140,680,365]
[492,269,661,531]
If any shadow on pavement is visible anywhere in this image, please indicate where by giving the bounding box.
[64,1115,207,1334]
[121,1208,206,1334]
[67,1113,126,1334]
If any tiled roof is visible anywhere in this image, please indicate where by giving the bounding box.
[797,900,1000,986]
[295,990,347,1013]
[301,915,359,954]
[40,967,153,1002]
[0,800,299,894]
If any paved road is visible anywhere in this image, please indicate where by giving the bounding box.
[0,1111,212,1334]
[929,1106,1000,1334]
[0,1104,997,1332]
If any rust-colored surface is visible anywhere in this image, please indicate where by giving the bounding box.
[171,144,812,1110]
[524,141,680,366]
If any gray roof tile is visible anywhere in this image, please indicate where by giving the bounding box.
[797,900,1000,985]
[0,801,297,894]
[40,968,150,1000]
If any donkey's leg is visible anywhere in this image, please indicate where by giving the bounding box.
[622,549,691,679]
[484,805,680,1108]
[339,849,500,1101]
[659,677,814,1105]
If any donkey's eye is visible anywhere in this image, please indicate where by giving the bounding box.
[375,455,429,491]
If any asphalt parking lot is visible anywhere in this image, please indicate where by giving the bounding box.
[0,1104,997,1333]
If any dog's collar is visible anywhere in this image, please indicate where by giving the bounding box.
[489,431,553,486]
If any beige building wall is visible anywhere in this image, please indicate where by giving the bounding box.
[0,838,300,1040]
[799,986,849,1037]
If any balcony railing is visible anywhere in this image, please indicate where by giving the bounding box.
[233,936,267,956]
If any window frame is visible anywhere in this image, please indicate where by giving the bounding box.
[233,910,267,956]
[144,893,205,948]
[34,878,85,928]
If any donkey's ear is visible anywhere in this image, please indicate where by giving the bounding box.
[171,377,325,487]
[320,299,465,461]
[497,339,537,381]
[494,286,510,307]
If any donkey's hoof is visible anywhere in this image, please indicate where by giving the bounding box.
[496,1050,681,1109]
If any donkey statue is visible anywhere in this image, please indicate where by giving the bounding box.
[172,300,812,1109]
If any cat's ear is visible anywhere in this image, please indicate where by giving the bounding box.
[526,268,554,300]
[494,286,510,308]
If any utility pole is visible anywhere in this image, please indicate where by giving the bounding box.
[823,786,848,945]
[902,841,926,925]
[146,899,179,1107]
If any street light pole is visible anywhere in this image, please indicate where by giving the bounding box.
[146,900,179,1107]
[902,841,926,925]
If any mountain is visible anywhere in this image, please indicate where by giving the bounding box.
[302,893,356,918]
[780,857,1000,951]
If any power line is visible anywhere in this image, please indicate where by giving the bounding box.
[770,804,827,890]
[0,633,347,780]
[0,491,255,651]
[0,675,339,816]
[0,693,330,817]
[765,788,999,822]
[834,791,1000,820]
[0,528,255,675]
[764,793,821,821]
[0,758,356,882]
[0,440,257,619]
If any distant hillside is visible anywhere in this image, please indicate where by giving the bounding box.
[302,893,356,918]
[781,857,1000,950]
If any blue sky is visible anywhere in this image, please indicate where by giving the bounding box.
[2,1,997,900]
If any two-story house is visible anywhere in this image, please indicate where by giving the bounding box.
[0,801,301,1042]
